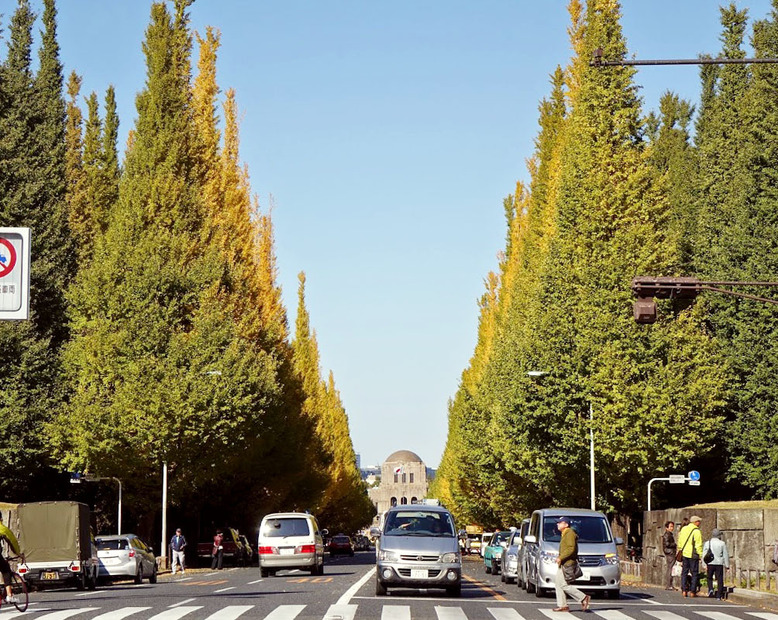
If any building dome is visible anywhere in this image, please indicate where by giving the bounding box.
[385,450,424,464]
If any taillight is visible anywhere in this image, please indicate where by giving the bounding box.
[297,545,316,554]
[17,566,27,575]
[129,550,135,558]
[69,563,81,572]
[258,546,278,555]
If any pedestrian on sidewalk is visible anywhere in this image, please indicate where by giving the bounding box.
[170,528,187,575]
[662,521,677,590]
[677,515,703,597]
[703,529,729,600]
[211,529,224,570]
[552,517,591,613]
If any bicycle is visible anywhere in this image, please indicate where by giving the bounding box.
[1,555,29,612]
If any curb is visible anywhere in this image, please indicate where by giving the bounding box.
[725,588,778,613]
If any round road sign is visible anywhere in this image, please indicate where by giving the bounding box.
[688,470,701,481]
[0,238,17,278]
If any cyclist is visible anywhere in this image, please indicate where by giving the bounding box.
[0,512,23,604]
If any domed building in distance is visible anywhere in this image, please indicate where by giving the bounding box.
[367,449,429,517]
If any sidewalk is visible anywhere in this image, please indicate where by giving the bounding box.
[726,588,778,613]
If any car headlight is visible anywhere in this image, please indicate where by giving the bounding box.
[441,552,461,564]
[540,550,558,564]
[506,553,517,561]
[379,550,399,562]
[604,554,620,565]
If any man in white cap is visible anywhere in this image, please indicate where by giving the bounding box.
[552,516,591,612]
[677,515,703,597]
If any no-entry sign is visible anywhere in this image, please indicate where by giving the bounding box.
[0,227,31,320]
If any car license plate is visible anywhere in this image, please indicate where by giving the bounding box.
[279,548,294,556]
[42,571,59,580]
[410,569,428,579]
[578,570,591,581]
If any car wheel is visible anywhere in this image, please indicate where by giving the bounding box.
[134,566,143,585]
[526,576,536,594]
[501,571,506,583]
[375,578,387,596]
[260,567,269,578]
[492,560,500,574]
[606,589,620,599]
[535,584,545,598]
[446,584,462,597]
[149,566,158,584]
[88,568,97,591]
[485,563,491,574]
[76,572,86,591]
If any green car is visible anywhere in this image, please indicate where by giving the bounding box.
[483,530,512,574]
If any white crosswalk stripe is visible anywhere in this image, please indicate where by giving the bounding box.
[36,609,100,620]
[434,606,468,620]
[91,608,151,620]
[594,611,635,620]
[644,610,690,620]
[203,606,254,620]
[263,605,306,620]
[696,612,745,620]
[323,604,357,620]
[380,606,411,620]
[748,615,778,620]
[146,606,202,620]
[488,608,526,620]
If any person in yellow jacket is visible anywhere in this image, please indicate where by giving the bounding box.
[0,513,23,604]
[676,515,703,597]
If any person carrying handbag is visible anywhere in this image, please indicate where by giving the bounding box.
[676,515,703,597]
[552,517,591,612]
[703,529,729,599]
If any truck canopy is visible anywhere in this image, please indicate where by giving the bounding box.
[16,501,92,563]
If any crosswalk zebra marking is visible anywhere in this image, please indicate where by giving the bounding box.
[323,604,357,620]
[380,606,411,620]
[696,612,745,620]
[262,605,306,620]
[36,609,100,620]
[594,610,636,620]
[488,608,526,620]
[146,606,202,620]
[90,608,151,620]
[168,600,196,608]
[202,605,254,619]
[434,606,468,620]
[644,610,690,620]
[747,614,778,620]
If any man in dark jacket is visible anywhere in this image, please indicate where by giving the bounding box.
[170,528,187,575]
[662,521,677,590]
[553,517,591,612]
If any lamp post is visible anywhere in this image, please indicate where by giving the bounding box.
[75,475,122,534]
[161,461,168,567]
[527,371,595,510]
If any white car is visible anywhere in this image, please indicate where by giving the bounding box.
[96,534,157,584]
[258,513,327,577]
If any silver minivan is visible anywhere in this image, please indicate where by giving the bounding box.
[523,508,622,599]
[372,505,462,597]
[257,512,327,577]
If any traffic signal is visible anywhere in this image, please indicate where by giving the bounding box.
[631,277,702,324]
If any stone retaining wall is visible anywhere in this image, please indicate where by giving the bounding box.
[642,506,778,588]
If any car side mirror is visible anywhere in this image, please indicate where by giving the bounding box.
[370,527,381,538]
[320,529,329,537]
[615,537,624,546]
[523,535,537,544]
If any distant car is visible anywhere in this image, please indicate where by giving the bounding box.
[352,535,369,551]
[238,534,254,565]
[480,532,493,557]
[501,526,524,584]
[329,534,355,556]
[96,534,157,584]
[483,531,512,574]
[515,518,531,588]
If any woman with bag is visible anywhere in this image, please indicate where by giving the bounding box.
[703,529,729,599]
[552,517,591,612]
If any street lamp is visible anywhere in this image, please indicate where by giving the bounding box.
[71,474,122,534]
[527,371,596,511]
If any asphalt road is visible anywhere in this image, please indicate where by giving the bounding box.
[8,553,772,620]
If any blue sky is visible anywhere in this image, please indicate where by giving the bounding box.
[44,1,774,468]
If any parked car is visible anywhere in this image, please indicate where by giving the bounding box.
[257,512,327,577]
[479,532,493,557]
[353,535,370,551]
[238,534,254,565]
[483,530,512,574]
[196,527,246,567]
[95,534,157,584]
[372,504,461,597]
[329,534,355,556]
[515,518,531,588]
[523,508,622,599]
[501,527,523,584]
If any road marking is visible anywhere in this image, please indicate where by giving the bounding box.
[91,608,151,620]
[434,607,468,620]
[593,611,635,620]
[169,599,197,608]
[214,586,236,593]
[381,605,411,620]
[696,613,744,620]
[247,579,263,585]
[489,609,526,620]
[73,591,100,597]
[147,607,202,620]
[35,610,100,620]
[203,606,254,619]
[263,606,306,620]
[621,593,662,606]
[323,604,357,620]
[748,614,778,620]
[182,580,228,586]
[462,574,505,601]
[177,577,193,582]
[645,611,689,620]
[335,567,376,605]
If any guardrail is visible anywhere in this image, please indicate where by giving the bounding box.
[620,560,642,579]
[736,567,778,593]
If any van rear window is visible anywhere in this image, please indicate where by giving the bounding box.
[262,518,310,538]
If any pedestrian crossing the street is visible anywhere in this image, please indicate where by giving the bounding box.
[2,604,777,620]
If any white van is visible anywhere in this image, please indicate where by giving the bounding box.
[257,512,327,577]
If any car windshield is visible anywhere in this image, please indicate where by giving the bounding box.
[491,531,511,545]
[262,518,310,538]
[96,539,129,551]
[332,536,349,543]
[384,510,456,537]
[542,516,612,543]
